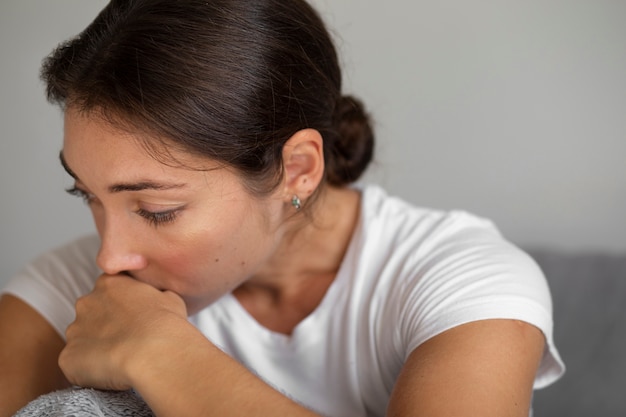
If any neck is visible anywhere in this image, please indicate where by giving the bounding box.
[232,185,361,333]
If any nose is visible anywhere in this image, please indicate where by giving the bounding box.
[96,217,148,275]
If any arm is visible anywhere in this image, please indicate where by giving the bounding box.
[138,319,543,417]
[59,275,320,417]
[387,319,545,417]
[60,276,544,416]
[129,315,321,417]
[0,294,70,417]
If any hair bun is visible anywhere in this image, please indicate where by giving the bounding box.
[325,95,375,186]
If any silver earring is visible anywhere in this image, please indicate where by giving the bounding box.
[291,195,302,210]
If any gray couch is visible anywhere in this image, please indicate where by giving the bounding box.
[528,249,626,416]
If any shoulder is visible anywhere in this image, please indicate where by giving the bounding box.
[361,186,551,325]
[358,185,522,277]
[351,186,548,323]
[354,186,564,387]
[355,185,555,351]
[2,235,101,337]
[20,234,101,283]
[360,185,499,246]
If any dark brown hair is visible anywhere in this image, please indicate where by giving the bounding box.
[41,0,374,194]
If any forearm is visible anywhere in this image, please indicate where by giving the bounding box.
[0,295,70,417]
[129,321,318,417]
[0,368,69,417]
[58,277,318,416]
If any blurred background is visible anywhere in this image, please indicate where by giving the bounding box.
[1,0,625,288]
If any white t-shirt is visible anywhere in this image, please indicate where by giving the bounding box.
[2,185,564,417]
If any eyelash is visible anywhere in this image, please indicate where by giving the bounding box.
[66,187,181,227]
[66,186,96,205]
[136,208,180,227]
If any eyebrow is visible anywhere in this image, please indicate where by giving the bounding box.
[59,151,187,193]
[59,151,78,179]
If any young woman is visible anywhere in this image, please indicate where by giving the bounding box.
[0,0,564,416]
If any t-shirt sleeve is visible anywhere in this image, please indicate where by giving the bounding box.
[394,212,565,389]
[0,235,101,339]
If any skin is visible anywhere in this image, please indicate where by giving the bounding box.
[0,295,70,416]
[0,108,546,416]
[60,112,292,315]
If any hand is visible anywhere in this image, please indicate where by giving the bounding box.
[59,274,189,390]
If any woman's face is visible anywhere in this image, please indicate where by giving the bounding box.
[62,108,287,314]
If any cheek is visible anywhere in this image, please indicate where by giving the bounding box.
[146,242,233,302]
[160,215,272,274]
[142,198,282,296]
[152,232,220,276]
[148,223,245,287]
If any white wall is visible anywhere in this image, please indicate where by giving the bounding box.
[1,1,625,286]
[0,1,105,287]
[312,0,626,252]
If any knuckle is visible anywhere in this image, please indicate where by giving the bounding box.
[74,295,89,314]
[58,348,70,373]
[65,321,78,340]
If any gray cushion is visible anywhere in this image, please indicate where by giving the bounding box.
[13,388,153,417]
[528,249,626,417]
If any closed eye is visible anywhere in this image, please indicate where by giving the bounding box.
[135,207,182,227]
[66,186,97,205]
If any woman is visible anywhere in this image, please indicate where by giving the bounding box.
[0,0,564,416]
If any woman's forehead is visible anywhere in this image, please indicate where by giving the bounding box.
[63,109,226,181]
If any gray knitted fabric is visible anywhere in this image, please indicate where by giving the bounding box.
[13,388,154,417]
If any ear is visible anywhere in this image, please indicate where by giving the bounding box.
[281,129,325,204]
